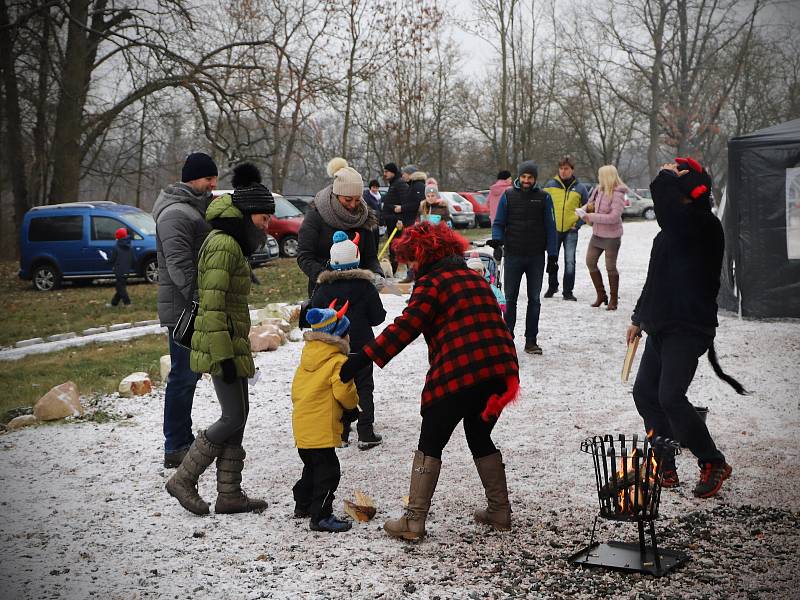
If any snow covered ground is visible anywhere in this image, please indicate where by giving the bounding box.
[1,220,798,600]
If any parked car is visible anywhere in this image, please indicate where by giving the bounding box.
[622,189,655,220]
[19,201,158,291]
[458,192,491,227]
[440,191,476,229]
[249,234,280,267]
[213,191,304,257]
[284,195,315,215]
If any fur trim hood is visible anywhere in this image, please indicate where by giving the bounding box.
[409,171,428,182]
[316,268,375,285]
[302,330,350,355]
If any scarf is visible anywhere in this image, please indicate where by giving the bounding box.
[314,184,369,230]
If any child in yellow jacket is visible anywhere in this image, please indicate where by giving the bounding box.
[291,305,359,532]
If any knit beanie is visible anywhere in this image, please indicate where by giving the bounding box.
[115,227,128,240]
[329,230,360,270]
[384,162,399,176]
[467,257,485,274]
[181,152,218,183]
[424,177,439,196]
[306,304,351,338]
[517,160,538,180]
[401,164,418,176]
[327,157,363,197]
[674,156,713,204]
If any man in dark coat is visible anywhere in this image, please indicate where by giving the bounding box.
[380,162,410,276]
[628,157,746,499]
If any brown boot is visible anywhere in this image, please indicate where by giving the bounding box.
[214,445,268,514]
[589,271,608,307]
[474,452,512,531]
[384,451,441,541]
[607,272,619,311]
[165,430,221,515]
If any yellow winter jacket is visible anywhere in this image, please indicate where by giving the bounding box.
[543,176,589,232]
[291,331,359,449]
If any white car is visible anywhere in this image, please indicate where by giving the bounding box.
[439,192,476,229]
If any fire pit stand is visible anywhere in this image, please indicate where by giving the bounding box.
[569,434,689,577]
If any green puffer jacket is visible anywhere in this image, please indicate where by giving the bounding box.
[190,195,255,378]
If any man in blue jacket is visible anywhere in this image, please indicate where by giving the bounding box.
[490,161,558,355]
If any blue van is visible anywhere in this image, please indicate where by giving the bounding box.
[19,201,158,291]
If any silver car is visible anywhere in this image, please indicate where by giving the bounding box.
[440,191,476,228]
[622,189,655,220]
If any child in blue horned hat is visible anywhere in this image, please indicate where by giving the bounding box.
[291,304,359,532]
[311,230,386,449]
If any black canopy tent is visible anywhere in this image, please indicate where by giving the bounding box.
[720,119,800,318]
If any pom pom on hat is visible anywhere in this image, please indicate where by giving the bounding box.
[327,157,349,177]
[232,162,262,189]
[329,230,361,270]
[115,227,128,240]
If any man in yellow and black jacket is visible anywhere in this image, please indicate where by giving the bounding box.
[542,155,590,301]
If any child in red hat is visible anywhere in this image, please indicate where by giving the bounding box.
[106,227,132,307]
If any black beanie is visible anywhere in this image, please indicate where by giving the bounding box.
[497,170,512,180]
[384,162,399,176]
[181,152,218,183]
[517,160,538,179]
[674,156,712,205]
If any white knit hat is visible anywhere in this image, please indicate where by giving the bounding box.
[329,230,361,270]
[327,157,363,197]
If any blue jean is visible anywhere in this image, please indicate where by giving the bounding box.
[164,327,201,454]
[547,230,578,294]
[502,253,545,342]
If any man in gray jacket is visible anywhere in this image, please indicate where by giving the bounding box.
[153,152,217,468]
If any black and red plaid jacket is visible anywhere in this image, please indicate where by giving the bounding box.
[363,256,519,412]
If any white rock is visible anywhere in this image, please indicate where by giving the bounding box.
[160,355,171,382]
[7,415,39,430]
[33,381,83,421]
[249,330,281,352]
[118,372,153,397]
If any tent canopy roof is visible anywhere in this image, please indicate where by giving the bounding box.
[729,118,800,149]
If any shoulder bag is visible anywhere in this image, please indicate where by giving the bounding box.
[173,230,219,350]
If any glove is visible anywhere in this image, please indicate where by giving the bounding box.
[372,273,386,291]
[546,255,558,274]
[340,351,370,383]
[221,359,237,384]
[493,245,503,262]
[575,207,587,219]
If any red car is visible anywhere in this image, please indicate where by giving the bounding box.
[458,192,491,228]
[212,191,304,257]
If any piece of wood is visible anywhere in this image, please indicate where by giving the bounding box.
[343,490,376,522]
[621,335,641,383]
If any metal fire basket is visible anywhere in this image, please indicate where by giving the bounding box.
[569,434,690,577]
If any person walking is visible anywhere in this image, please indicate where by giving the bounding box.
[380,162,410,276]
[165,164,274,515]
[106,227,133,307]
[542,156,590,301]
[489,161,558,355]
[628,157,746,498]
[297,158,382,297]
[340,222,519,541]
[153,152,217,469]
[486,170,512,224]
[576,165,626,310]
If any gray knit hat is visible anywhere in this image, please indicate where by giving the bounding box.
[517,160,538,179]
[401,164,418,175]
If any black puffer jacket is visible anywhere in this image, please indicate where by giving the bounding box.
[404,171,427,225]
[109,237,133,277]
[632,170,724,334]
[311,268,386,348]
[380,175,410,227]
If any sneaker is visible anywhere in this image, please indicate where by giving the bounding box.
[693,462,732,498]
[562,292,577,301]
[543,287,558,298]
[163,447,189,469]
[358,427,383,450]
[294,507,310,519]
[310,515,352,532]
[661,469,680,488]
[524,341,543,355]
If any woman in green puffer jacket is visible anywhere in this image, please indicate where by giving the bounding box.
[166,163,274,517]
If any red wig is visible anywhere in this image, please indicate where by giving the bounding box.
[391,222,469,268]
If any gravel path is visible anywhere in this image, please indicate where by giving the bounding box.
[1,221,798,599]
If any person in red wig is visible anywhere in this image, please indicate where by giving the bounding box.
[340,221,520,540]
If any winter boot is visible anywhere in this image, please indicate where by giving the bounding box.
[340,421,351,448]
[473,452,512,531]
[589,271,608,307]
[607,272,619,311]
[384,451,441,541]
[214,445,268,514]
[357,425,383,450]
[165,430,221,515]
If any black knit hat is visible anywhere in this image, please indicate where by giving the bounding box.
[517,160,538,179]
[383,162,399,176]
[497,170,512,180]
[181,152,218,183]
[232,183,275,215]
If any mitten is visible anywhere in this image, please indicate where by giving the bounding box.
[221,359,237,384]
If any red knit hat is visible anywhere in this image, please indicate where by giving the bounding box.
[115,228,128,240]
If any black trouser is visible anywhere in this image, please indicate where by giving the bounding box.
[293,448,340,521]
[111,275,131,305]
[417,380,504,460]
[206,376,249,446]
[633,330,725,468]
[354,362,374,434]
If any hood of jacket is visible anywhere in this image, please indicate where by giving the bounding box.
[206,193,243,221]
[316,268,375,285]
[409,171,428,182]
[152,182,211,221]
[512,178,542,193]
[490,179,510,195]
[300,331,350,369]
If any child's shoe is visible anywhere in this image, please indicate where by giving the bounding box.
[309,515,352,532]
[294,507,310,518]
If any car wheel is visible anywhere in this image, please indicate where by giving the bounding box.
[142,256,158,283]
[33,263,61,291]
[280,235,299,258]
[642,207,656,220]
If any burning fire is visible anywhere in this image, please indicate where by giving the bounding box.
[607,433,661,515]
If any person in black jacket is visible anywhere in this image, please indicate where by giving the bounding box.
[397,165,427,283]
[106,227,133,307]
[627,157,746,499]
[297,158,383,296]
[381,162,410,276]
[312,231,387,449]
